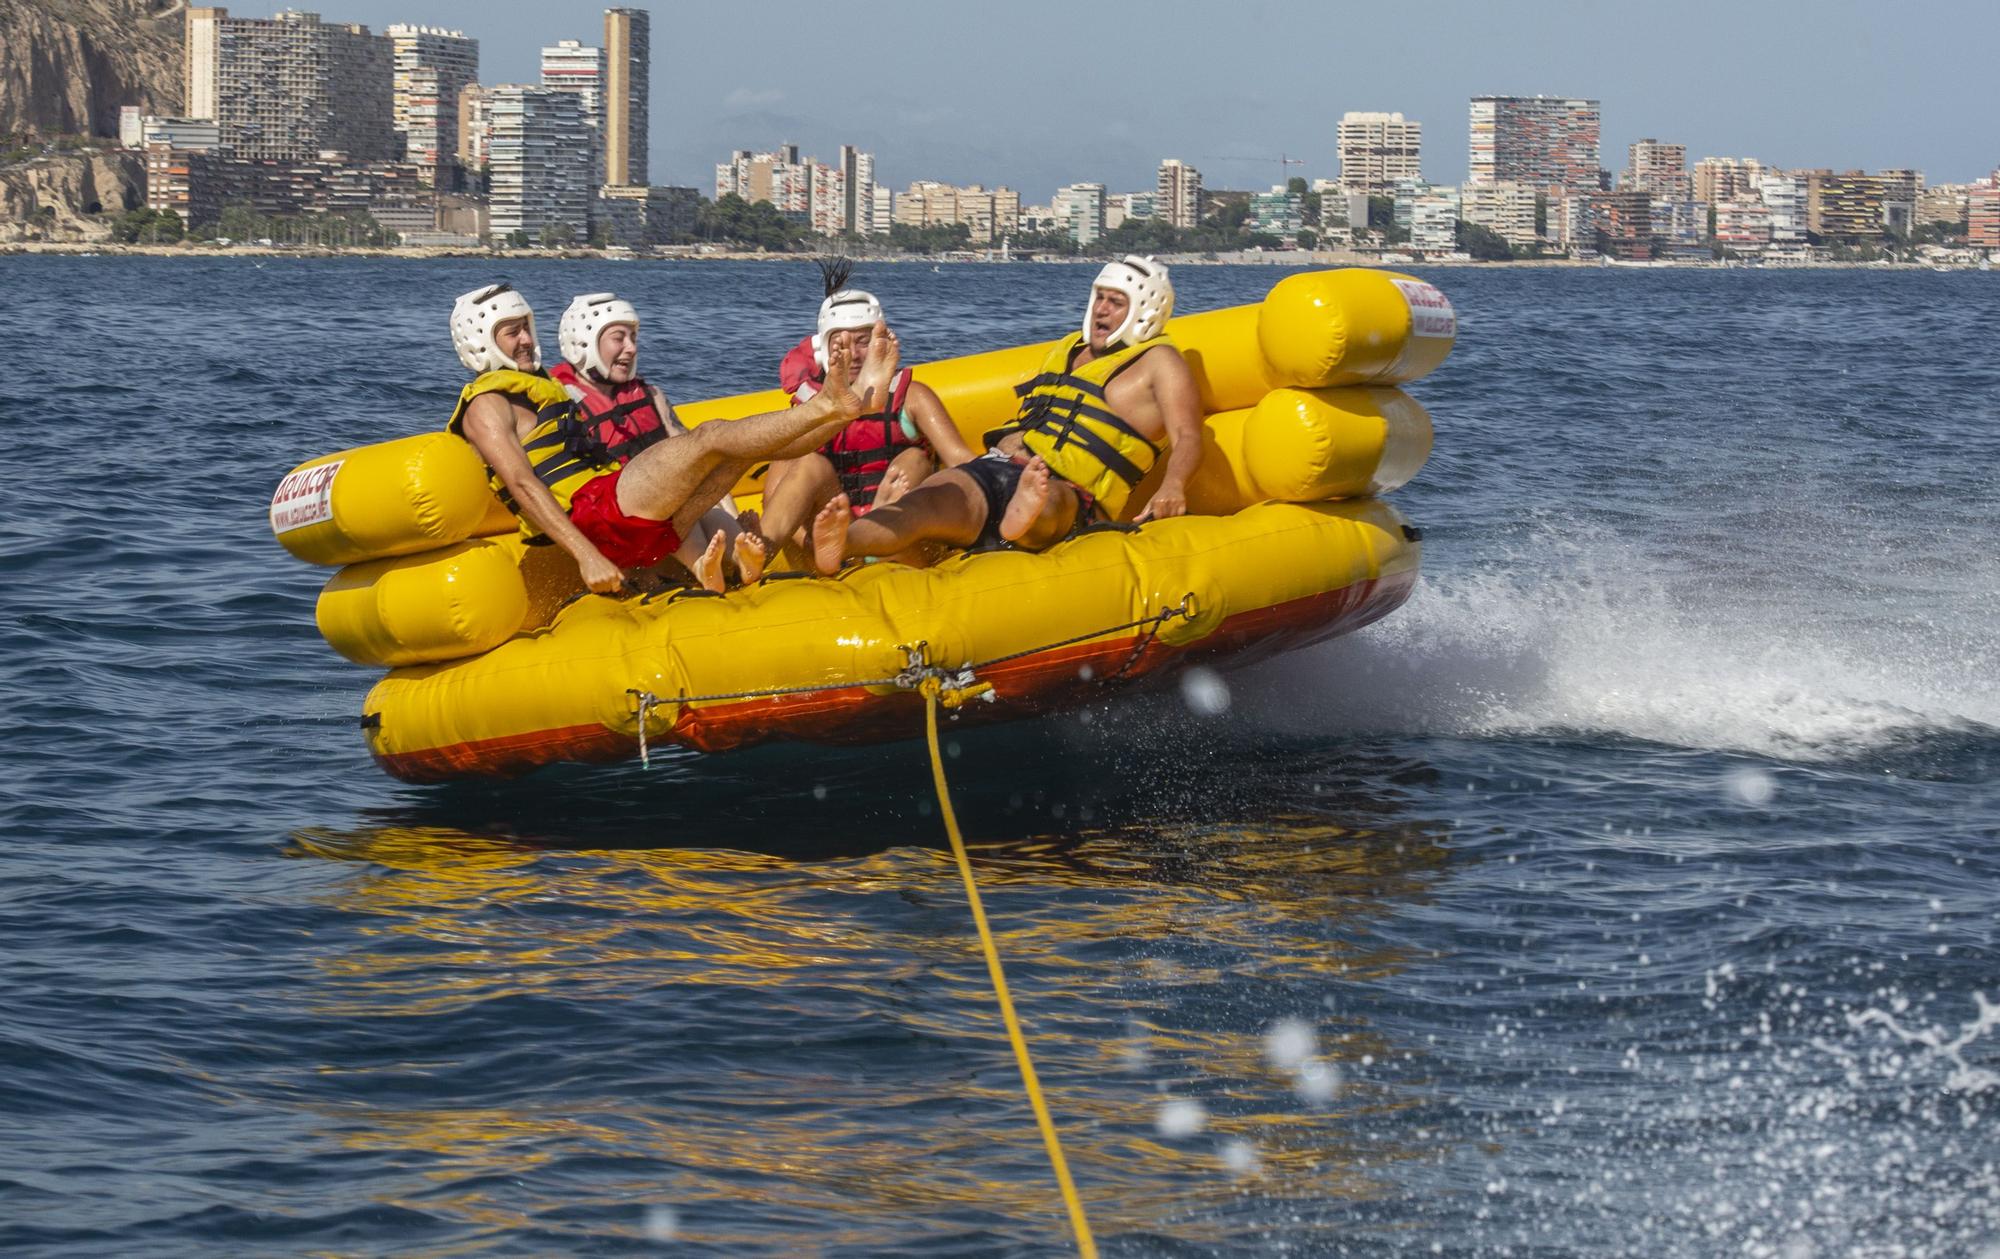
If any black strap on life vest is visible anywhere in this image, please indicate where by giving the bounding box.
[494,398,607,509]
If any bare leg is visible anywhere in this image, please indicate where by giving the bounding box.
[759,452,841,555]
[873,448,934,511]
[819,469,990,572]
[997,456,1081,549]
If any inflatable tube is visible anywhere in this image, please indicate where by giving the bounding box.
[272,432,511,567]
[311,383,1431,668]
[361,499,1420,782]
[273,269,1457,568]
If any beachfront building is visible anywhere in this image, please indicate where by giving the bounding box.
[541,39,604,182]
[1106,191,1154,232]
[1247,185,1304,242]
[1757,174,1808,253]
[486,85,594,245]
[870,184,892,235]
[603,8,649,187]
[387,25,477,186]
[1156,158,1202,229]
[1336,111,1422,195]
[1804,170,1893,241]
[1624,139,1691,200]
[1467,95,1600,194]
[1408,192,1460,254]
[1460,180,1538,249]
[835,145,876,236]
[184,7,396,162]
[595,183,697,246]
[1054,183,1107,245]
[893,181,1018,245]
[1878,169,1922,235]
[1969,182,2000,251]
[1713,200,1773,255]
[1649,198,1708,256]
[1693,157,1766,206]
[1918,183,1971,229]
[715,144,809,218]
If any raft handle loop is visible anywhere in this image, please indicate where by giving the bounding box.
[919,679,1098,1259]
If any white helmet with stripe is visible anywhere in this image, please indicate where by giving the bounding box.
[450,282,539,373]
[560,292,640,380]
[813,287,884,371]
[1087,255,1174,349]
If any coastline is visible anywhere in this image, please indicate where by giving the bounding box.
[1,240,1989,269]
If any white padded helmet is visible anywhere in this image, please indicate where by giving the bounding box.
[450,282,539,373]
[812,287,884,371]
[560,292,640,380]
[1086,255,1174,349]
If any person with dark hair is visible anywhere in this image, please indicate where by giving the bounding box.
[809,256,1202,572]
[755,258,973,566]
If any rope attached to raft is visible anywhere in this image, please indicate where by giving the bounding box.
[624,596,1201,1256]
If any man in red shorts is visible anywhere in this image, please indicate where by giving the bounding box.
[445,282,897,594]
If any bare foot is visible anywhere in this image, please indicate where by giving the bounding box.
[692,529,727,592]
[854,320,901,411]
[732,530,767,585]
[872,464,913,510]
[999,457,1054,543]
[817,343,862,425]
[812,493,851,574]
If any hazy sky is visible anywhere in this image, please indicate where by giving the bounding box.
[338,0,1999,197]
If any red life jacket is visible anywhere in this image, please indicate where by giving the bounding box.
[778,334,920,505]
[547,360,672,465]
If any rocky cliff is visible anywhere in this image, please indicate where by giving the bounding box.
[0,0,184,138]
[0,148,143,239]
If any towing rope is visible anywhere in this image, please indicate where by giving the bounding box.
[920,675,1098,1258]
[622,599,1205,1254]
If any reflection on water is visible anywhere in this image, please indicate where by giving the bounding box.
[285,739,1458,1252]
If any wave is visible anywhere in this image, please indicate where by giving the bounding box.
[1228,522,2000,762]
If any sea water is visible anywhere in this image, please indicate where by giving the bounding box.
[1,257,1995,1256]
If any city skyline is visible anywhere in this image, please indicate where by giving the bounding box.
[319,0,2000,196]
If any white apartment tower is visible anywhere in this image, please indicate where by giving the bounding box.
[183,7,396,161]
[1156,158,1202,229]
[1337,111,1423,194]
[386,25,477,183]
[487,85,595,245]
[541,39,603,180]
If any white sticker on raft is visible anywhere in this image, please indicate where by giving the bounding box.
[1391,278,1457,338]
[270,460,342,535]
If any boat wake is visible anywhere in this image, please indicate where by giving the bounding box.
[1231,527,2000,762]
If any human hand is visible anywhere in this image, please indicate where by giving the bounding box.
[579,549,629,594]
[1136,485,1187,522]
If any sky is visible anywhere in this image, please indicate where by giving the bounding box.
[339,0,2000,199]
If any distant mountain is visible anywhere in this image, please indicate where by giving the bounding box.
[0,0,184,138]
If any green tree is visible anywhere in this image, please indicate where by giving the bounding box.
[1297,228,1319,250]
[590,222,613,249]
[1456,220,1514,261]
[506,229,532,249]
[541,220,577,248]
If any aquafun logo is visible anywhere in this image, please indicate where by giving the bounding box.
[269,460,342,535]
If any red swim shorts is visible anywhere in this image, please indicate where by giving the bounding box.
[567,470,683,569]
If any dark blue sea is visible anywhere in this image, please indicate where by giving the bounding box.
[2,256,1996,1257]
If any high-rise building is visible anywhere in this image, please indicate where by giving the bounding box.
[1757,174,1807,251]
[715,145,812,219]
[1409,195,1460,253]
[1693,157,1766,206]
[809,161,846,236]
[1625,139,1690,200]
[1467,95,1600,193]
[1336,111,1422,194]
[838,145,875,236]
[486,85,594,245]
[1156,158,1202,229]
[184,7,396,161]
[1804,170,1888,241]
[603,8,649,187]
[457,84,493,173]
[891,181,1015,244]
[870,184,893,236]
[1247,185,1304,241]
[1713,201,1773,255]
[386,25,476,183]
[1968,183,2000,250]
[541,39,603,180]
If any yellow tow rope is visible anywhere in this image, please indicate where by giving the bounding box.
[920,676,1099,1259]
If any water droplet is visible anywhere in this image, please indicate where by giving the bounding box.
[1219,1137,1260,1177]
[812,784,827,801]
[1295,1058,1340,1105]
[1723,766,1777,808]
[1264,1017,1316,1072]
[642,1205,679,1242]
[1155,1097,1207,1138]
[1179,667,1231,716]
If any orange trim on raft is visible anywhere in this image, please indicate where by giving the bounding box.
[373,569,1416,782]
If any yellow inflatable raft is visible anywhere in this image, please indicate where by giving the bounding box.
[271,269,1454,781]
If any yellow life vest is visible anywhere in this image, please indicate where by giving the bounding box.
[446,368,617,533]
[984,333,1170,519]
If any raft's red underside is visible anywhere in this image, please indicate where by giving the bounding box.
[377,568,1416,782]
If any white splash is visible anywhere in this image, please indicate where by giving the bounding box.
[1156,1097,1208,1138]
[1180,666,1232,717]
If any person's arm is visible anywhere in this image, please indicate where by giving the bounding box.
[649,384,690,437]
[459,393,627,593]
[905,381,977,466]
[1133,350,1204,521]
